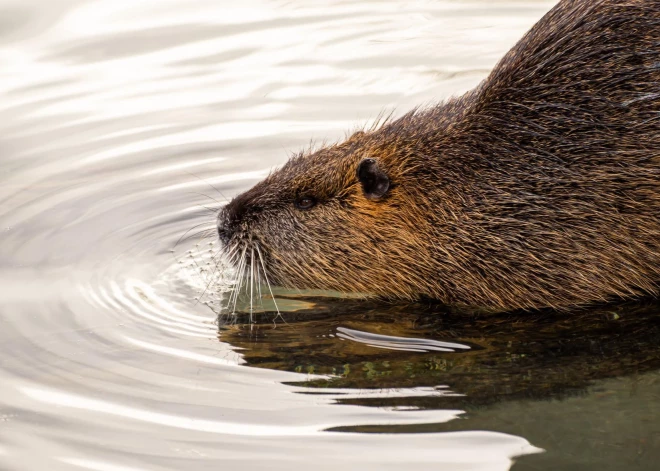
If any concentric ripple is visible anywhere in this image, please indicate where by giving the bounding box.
[0,1,558,470]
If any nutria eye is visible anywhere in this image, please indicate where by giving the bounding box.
[294,196,316,210]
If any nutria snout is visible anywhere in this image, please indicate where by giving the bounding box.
[217,0,660,311]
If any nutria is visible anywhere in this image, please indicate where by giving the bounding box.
[216,0,660,311]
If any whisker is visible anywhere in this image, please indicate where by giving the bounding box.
[230,248,248,314]
[216,239,238,263]
[174,224,216,251]
[225,254,241,313]
[197,204,220,214]
[186,191,225,206]
[184,171,230,202]
[250,247,255,323]
[256,257,263,308]
[255,244,284,325]
[221,249,239,314]
[218,249,240,314]
[219,243,240,267]
[234,259,247,315]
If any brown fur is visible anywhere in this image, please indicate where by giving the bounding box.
[217,0,660,311]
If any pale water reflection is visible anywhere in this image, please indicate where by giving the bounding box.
[2,1,658,470]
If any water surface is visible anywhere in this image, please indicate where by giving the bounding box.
[1,1,659,470]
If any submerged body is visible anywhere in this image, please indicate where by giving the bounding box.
[217,0,660,311]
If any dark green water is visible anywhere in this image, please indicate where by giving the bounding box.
[221,296,660,470]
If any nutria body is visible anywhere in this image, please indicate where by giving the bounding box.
[217,0,660,311]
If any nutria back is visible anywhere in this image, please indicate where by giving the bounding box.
[217,0,660,311]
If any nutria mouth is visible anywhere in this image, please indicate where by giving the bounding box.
[217,0,660,311]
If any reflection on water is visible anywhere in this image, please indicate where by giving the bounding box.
[221,297,660,403]
[1,0,658,470]
[220,297,660,469]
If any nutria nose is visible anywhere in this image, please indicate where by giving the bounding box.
[217,224,230,245]
[216,210,232,245]
[217,192,252,245]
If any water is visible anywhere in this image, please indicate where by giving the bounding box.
[1,1,659,469]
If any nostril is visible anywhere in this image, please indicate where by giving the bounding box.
[217,195,246,245]
[217,213,232,244]
[217,222,231,243]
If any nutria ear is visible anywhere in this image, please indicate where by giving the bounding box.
[357,158,389,200]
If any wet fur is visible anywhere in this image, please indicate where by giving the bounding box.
[218,0,660,311]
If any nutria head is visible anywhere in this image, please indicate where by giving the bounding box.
[216,123,452,301]
[217,0,660,311]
